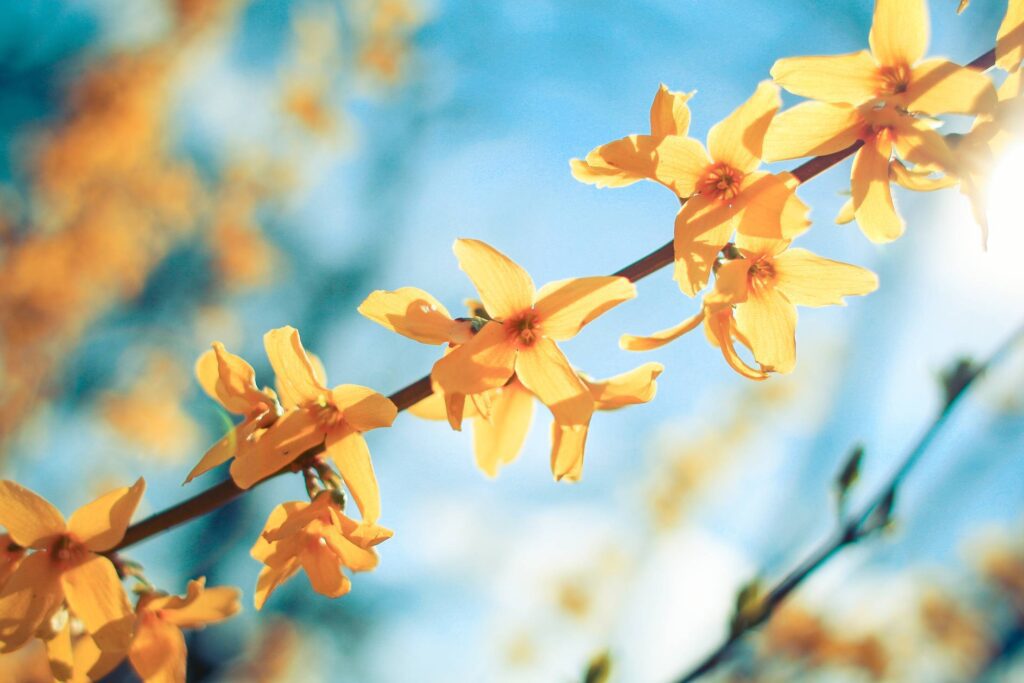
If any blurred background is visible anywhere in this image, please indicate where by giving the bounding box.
[0,0,1022,681]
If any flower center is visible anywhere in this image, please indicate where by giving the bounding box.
[878,64,911,96]
[312,394,345,429]
[698,163,744,202]
[748,258,776,286]
[49,535,86,566]
[507,312,540,347]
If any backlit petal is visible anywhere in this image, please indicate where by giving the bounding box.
[571,135,710,196]
[61,554,134,653]
[707,81,780,173]
[128,617,185,683]
[773,249,879,307]
[408,391,448,421]
[870,0,928,67]
[514,337,593,427]
[199,342,269,415]
[763,102,863,161]
[650,84,694,137]
[620,310,704,351]
[584,362,664,410]
[892,117,956,172]
[533,276,636,340]
[332,385,397,433]
[570,151,646,189]
[300,547,351,598]
[431,321,516,396]
[889,160,956,192]
[0,481,65,548]
[229,409,324,489]
[734,285,797,374]
[253,561,299,610]
[67,478,145,553]
[770,51,881,104]
[321,525,380,571]
[45,615,73,682]
[184,422,251,483]
[357,287,458,345]
[734,171,809,240]
[550,422,589,482]
[704,258,752,309]
[0,552,63,652]
[997,0,1024,71]
[156,579,241,629]
[704,309,769,381]
[472,381,534,477]
[672,195,737,296]
[901,59,997,115]
[851,135,904,242]
[453,239,534,320]
[325,428,381,524]
[265,327,328,409]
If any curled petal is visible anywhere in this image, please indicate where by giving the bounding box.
[770,51,881,104]
[0,481,65,549]
[357,287,458,345]
[472,381,534,477]
[453,239,534,320]
[704,309,768,381]
[869,0,928,67]
[707,81,780,173]
[584,362,664,410]
[151,578,241,629]
[533,276,636,341]
[889,160,956,192]
[650,84,694,137]
[550,422,589,482]
[67,478,145,553]
[773,249,879,307]
[763,102,863,162]
[620,309,705,352]
[265,327,328,409]
[332,385,397,433]
[514,337,593,428]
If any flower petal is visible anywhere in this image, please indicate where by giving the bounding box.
[851,134,904,242]
[61,554,134,653]
[197,342,270,416]
[705,309,769,381]
[892,117,956,171]
[773,249,879,307]
[707,81,780,173]
[253,561,299,610]
[997,0,1023,72]
[0,481,65,549]
[472,381,534,477]
[229,409,324,489]
[45,614,73,682]
[0,552,63,652]
[184,422,252,484]
[128,617,185,683]
[408,391,449,421]
[889,160,956,192]
[431,321,516,397]
[514,338,593,427]
[619,310,704,351]
[322,525,380,572]
[332,385,397,433]
[265,327,327,409]
[325,429,381,524]
[870,0,928,67]
[770,51,881,104]
[300,546,351,598]
[533,276,636,340]
[650,84,694,138]
[571,135,710,196]
[453,239,534,320]
[550,422,589,482]
[357,287,458,345]
[155,579,241,629]
[901,59,997,115]
[763,102,863,162]
[672,195,737,296]
[704,258,753,309]
[67,478,145,553]
[734,171,810,240]
[584,362,664,410]
[734,285,797,374]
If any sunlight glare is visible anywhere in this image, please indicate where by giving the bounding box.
[987,143,1024,252]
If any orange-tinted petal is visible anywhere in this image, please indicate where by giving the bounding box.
[619,309,705,351]
[0,552,63,652]
[533,276,636,341]
[325,428,381,524]
[431,321,516,396]
[706,310,768,381]
[734,172,810,239]
[407,391,449,421]
[472,381,534,477]
[707,81,780,173]
[773,249,879,307]
[45,614,73,682]
[763,102,863,162]
[672,195,737,296]
[584,362,664,410]
[184,422,252,484]
[734,285,797,374]
[650,84,694,138]
[870,0,928,67]
[61,554,134,653]
[332,385,397,433]
[300,546,351,598]
[901,59,997,115]
[153,579,241,629]
[0,481,65,549]
[128,617,186,683]
[550,422,589,482]
[889,160,956,192]
[514,338,593,427]
[265,327,327,409]
[357,287,458,345]
[704,258,753,309]
[571,135,710,196]
[453,239,534,320]
[321,525,380,571]
[229,409,323,489]
[770,51,881,104]
[67,478,145,553]
[71,631,125,682]
[253,561,299,611]
[197,342,270,416]
[851,135,904,242]
[997,0,1024,71]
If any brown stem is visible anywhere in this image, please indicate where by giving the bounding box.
[110,45,1000,554]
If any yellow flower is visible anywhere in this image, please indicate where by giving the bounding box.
[623,236,877,377]
[127,578,241,683]
[427,239,636,432]
[250,493,385,610]
[998,0,1023,72]
[357,286,475,346]
[187,341,281,482]
[0,479,145,655]
[0,535,24,590]
[771,0,996,115]
[411,363,663,481]
[574,82,810,295]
